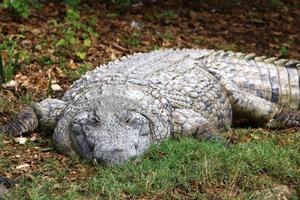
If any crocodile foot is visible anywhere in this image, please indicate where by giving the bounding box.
[0,175,16,198]
[266,108,300,129]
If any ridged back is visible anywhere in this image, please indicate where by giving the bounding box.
[64,49,300,110]
[204,50,300,109]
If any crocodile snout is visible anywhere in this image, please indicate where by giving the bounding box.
[99,148,135,165]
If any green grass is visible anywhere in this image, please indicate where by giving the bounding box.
[122,32,141,48]
[268,0,283,7]
[4,130,299,199]
[0,96,16,116]
[62,62,92,81]
[216,42,239,52]
[159,31,174,42]
[0,37,20,84]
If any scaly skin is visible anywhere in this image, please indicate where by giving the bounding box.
[0,175,16,197]
[1,49,300,166]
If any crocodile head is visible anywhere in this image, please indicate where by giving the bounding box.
[69,96,156,165]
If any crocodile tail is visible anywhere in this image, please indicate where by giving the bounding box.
[0,107,38,136]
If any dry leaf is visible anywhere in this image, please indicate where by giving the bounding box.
[16,163,30,170]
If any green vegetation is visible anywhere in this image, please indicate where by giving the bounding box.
[64,0,80,9]
[1,0,79,19]
[216,42,239,52]
[54,9,98,61]
[0,54,4,84]
[19,92,35,105]
[152,44,161,50]
[4,131,300,199]
[62,62,92,81]
[110,0,132,9]
[0,0,134,19]
[157,9,178,24]
[269,0,283,7]
[0,134,3,149]
[1,0,41,18]
[0,96,17,116]
[122,32,140,47]
[279,46,288,57]
[158,31,174,42]
[0,38,20,84]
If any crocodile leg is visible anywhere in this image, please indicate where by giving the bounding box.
[229,91,300,129]
[33,98,66,134]
[266,108,300,129]
[210,72,300,129]
[0,99,66,136]
[171,109,222,141]
[0,107,38,136]
[214,73,281,126]
[229,91,282,125]
[0,175,16,198]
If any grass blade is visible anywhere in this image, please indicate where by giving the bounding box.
[0,52,5,84]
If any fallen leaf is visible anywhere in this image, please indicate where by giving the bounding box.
[15,137,27,144]
[51,84,63,91]
[16,163,30,170]
[67,59,77,70]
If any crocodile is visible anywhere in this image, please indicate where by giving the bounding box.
[0,176,16,197]
[1,49,300,166]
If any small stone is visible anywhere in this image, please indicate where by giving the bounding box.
[51,84,63,91]
[15,137,27,145]
[21,40,32,48]
[2,80,16,90]
[35,44,42,50]
[2,140,10,144]
[130,21,141,30]
[29,135,37,141]
[31,28,41,35]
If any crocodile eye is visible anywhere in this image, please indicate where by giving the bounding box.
[83,126,89,132]
[91,116,101,125]
[125,117,132,124]
[88,110,101,126]
[124,114,139,126]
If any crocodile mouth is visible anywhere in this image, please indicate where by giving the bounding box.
[95,148,137,165]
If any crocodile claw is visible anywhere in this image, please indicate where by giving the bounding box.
[0,107,38,136]
[0,175,16,198]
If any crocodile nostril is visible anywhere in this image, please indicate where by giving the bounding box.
[134,143,138,150]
